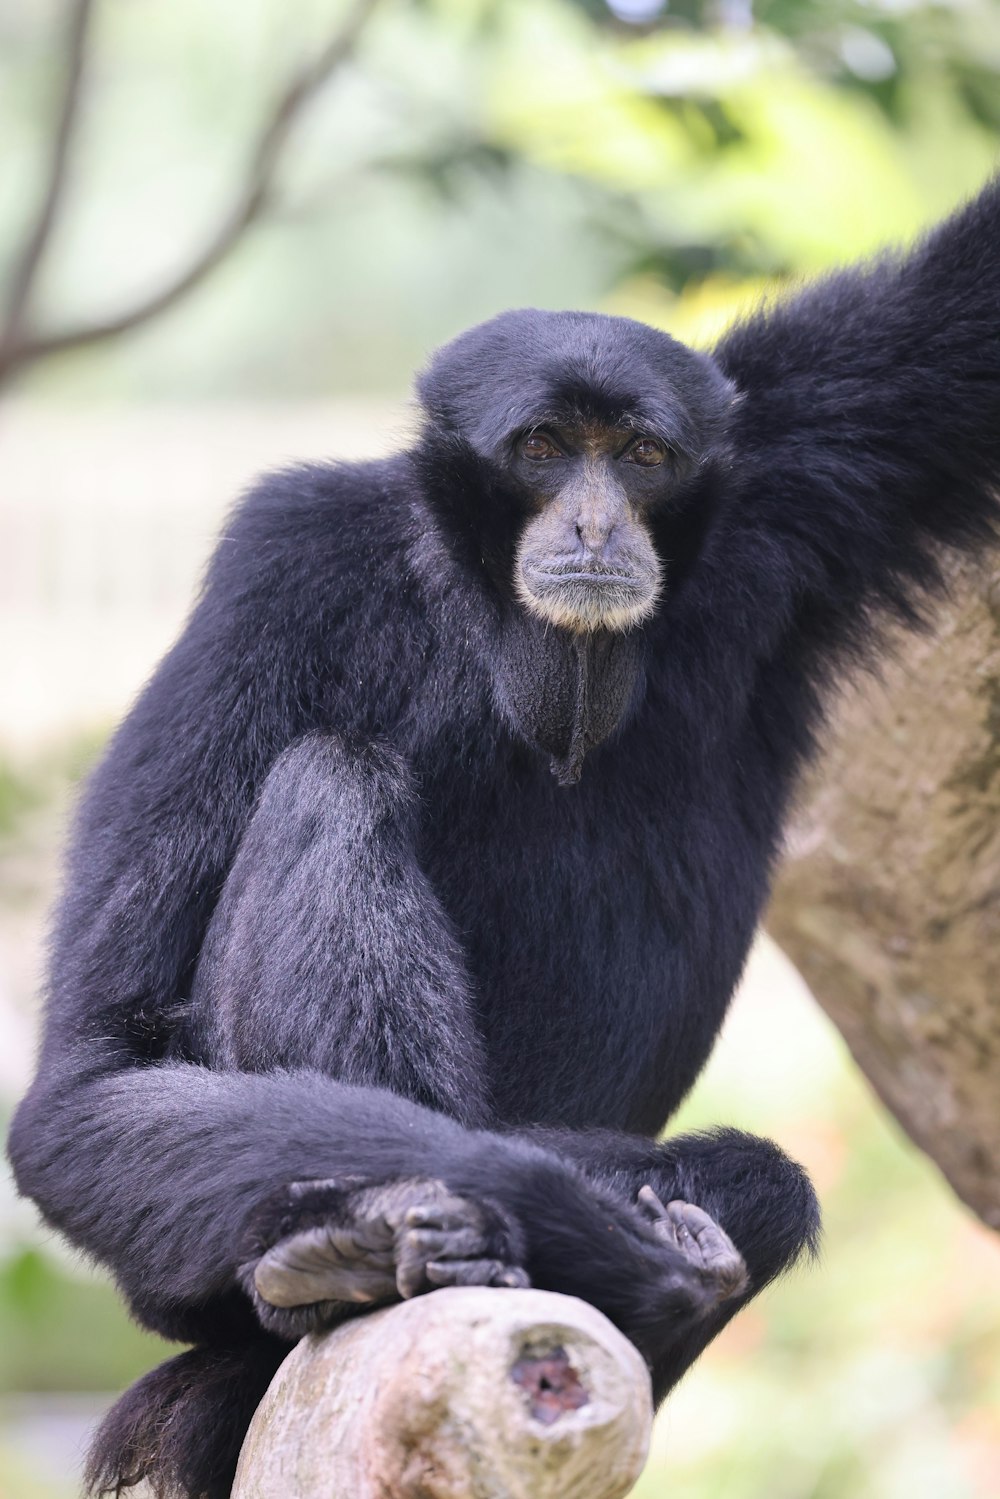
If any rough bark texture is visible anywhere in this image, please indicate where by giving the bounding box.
[232,1287,653,1499]
[769,557,1000,1229]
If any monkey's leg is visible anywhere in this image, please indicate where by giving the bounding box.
[191,734,491,1129]
[524,1125,819,1400]
[191,735,530,1326]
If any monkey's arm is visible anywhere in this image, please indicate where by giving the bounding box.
[711,178,1000,662]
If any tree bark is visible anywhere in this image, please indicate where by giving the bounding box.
[232,1287,652,1499]
[768,557,1000,1230]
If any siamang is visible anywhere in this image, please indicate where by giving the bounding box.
[9,179,1000,1499]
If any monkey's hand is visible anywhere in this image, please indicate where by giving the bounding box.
[240,1177,529,1339]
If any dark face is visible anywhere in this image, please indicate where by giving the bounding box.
[508,419,671,633]
[417,308,735,634]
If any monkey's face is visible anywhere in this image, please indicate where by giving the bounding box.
[509,422,667,633]
[417,309,735,632]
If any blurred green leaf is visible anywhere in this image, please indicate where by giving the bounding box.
[0,1247,171,1394]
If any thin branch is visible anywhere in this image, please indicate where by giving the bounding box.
[2,0,380,377]
[0,0,97,357]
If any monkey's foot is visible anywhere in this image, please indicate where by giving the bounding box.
[391,1180,530,1299]
[245,1177,528,1338]
[637,1186,748,1305]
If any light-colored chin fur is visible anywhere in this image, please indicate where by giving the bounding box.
[514,560,661,634]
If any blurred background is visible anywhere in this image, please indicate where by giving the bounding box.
[2,1,1000,1495]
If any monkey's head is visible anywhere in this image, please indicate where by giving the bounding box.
[417,308,734,634]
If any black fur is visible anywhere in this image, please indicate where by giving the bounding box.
[9,179,1000,1498]
[84,1342,286,1499]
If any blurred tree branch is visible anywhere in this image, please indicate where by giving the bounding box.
[0,0,380,386]
[0,0,96,368]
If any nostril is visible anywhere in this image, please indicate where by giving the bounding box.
[577,528,613,558]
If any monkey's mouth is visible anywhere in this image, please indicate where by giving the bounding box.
[516,561,660,634]
[540,566,638,586]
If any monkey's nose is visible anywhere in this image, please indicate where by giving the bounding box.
[575,518,614,554]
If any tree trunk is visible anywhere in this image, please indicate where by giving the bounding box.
[232,1287,653,1499]
[768,557,1000,1230]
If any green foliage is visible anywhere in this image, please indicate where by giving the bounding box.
[0,762,41,842]
[0,1246,170,1395]
[0,735,104,843]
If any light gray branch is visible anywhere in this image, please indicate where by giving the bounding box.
[232,1287,653,1499]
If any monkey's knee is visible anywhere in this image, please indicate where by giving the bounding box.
[254,734,417,838]
[188,733,433,1065]
[205,734,419,928]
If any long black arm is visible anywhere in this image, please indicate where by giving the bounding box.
[711,178,1000,664]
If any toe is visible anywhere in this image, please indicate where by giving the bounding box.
[402,1225,486,1259]
[667,1200,748,1299]
[638,1184,683,1249]
[403,1199,473,1233]
[425,1258,529,1289]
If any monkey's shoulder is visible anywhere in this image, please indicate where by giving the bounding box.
[215,455,418,593]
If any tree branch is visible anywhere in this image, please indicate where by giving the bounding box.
[0,0,97,362]
[1,0,380,380]
[232,1287,653,1499]
[768,556,1000,1231]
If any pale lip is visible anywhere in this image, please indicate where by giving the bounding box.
[530,566,638,587]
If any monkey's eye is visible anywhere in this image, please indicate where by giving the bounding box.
[623,437,667,467]
[520,432,562,462]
